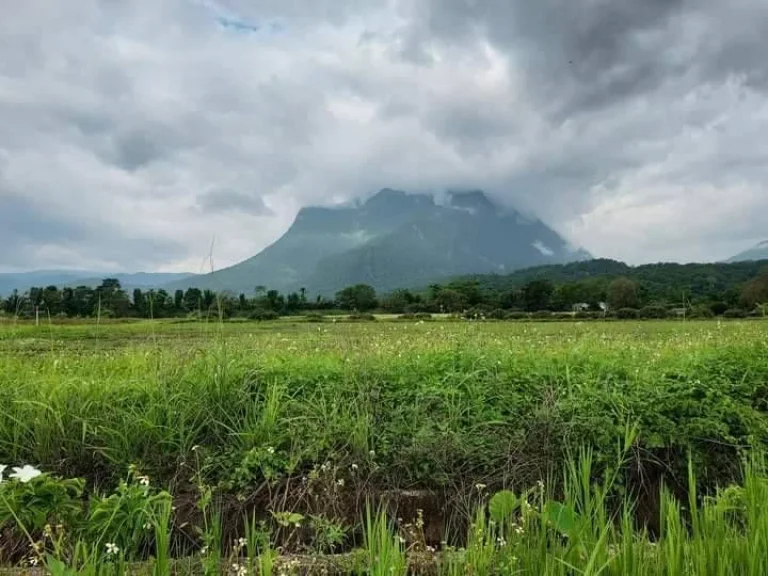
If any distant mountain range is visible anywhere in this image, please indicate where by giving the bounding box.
[165,189,592,295]
[0,271,194,296]
[728,241,768,263]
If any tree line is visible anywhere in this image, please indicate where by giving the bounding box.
[2,259,767,320]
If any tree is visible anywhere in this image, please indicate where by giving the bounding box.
[435,289,467,313]
[739,266,768,309]
[522,280,554,311]
[336,284,377,312]
[184,288,203,312]
[381,289,416,313]
[133,288,146,317]
[96,278,130,317]
[174,289,184,312]
[607,277,639,310]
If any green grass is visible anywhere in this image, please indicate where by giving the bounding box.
[1,319,768,573]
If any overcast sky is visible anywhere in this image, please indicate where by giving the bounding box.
[1,0,767,272]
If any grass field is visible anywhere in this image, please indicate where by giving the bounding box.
[1,318,768,574]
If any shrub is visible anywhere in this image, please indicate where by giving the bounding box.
[690,305,715,319]
[531,311,552,319]
[616,308,640,319]
[504,311,529,320]
[397,313,432,321]
[249,309,280,321]
[639,306,669,319]
[710,302,729,316]
[574,311,602,320]
[723,308,748,318]
[486,309,507,320]
[348,312,376,321]
[305,312,326,322]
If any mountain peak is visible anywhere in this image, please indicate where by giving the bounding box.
[448,190,497,212]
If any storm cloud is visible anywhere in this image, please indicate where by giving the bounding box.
[0,0,766,271]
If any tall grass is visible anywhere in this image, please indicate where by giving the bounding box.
[0,320,767,572]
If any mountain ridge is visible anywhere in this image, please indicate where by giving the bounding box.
[728,241,768,263]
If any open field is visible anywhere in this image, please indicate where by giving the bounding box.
[2,318,768,573]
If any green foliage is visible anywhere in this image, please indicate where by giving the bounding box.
[249,309,280,321]
[86,470,172,561]
[488,490,518,525]
[347,312,377,321]
[615,307,639,319]
[336,284,377,312]
[639,305,668,319]
[0,473,84,534]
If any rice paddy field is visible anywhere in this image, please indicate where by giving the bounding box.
[2,317,768,574]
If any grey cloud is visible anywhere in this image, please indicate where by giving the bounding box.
[197,189,273,215]
[0,0,767,271]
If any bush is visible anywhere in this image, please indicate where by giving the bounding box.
[397,312,432,321]
[616,308,640,319]
[487,308,507,320]
[347,312,376,321]
[504,311,529,320]
[574,311,602,320]
[710,302,729,316]
[723,308,748,319]
[639,306,669,319]
[249,309,280,321]
[690,305,715,319]
[531,311,552,319]
[304,312,326,322]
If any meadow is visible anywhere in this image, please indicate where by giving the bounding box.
[1,317,768,574]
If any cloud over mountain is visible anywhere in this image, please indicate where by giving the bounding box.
[1,0,767,272]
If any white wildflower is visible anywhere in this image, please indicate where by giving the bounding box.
[266,446,275,455]
[475,483,487,491]
[10,465,42,483]
[138,475,150,487]
[336,478,345,488]
[200,545,209,555]
[351,463,359,471]
[105,542,119,556]
[0,464,6,483]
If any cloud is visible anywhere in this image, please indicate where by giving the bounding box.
[0,0,767,272]
[196,189,273,215]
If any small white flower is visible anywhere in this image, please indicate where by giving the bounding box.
[138,475,150,487]
[105,542,120,556]
[350,463,359,471]
[10,465,42,483]
[238,537,247,548]
[191,445,200,452]
[143,522,153,530]
[0,464,6,483]
[200,545,208,555]
[266,446,275,455]
[336,478,345,487]
[475,483,487,491]
[29,557,39,567]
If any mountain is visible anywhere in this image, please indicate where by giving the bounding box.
[728,241,768,263]
[0,271,195,296]
[166,189,591,295]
